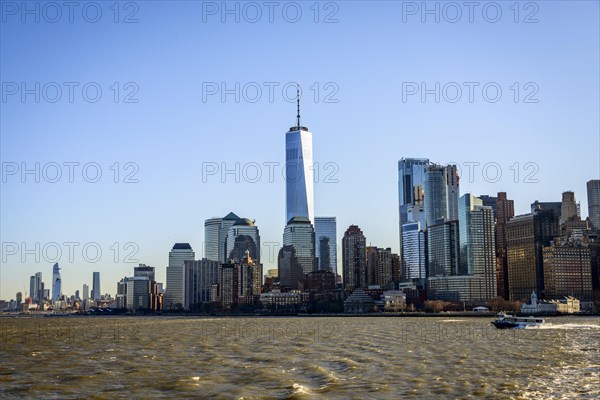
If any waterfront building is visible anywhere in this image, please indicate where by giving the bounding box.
[165,243,195,310]
[92,272,101,301]
[315,217,337,273]
[587,180,600,232]
[495,192,514,299]
[226,218,260,262]
[342,225,367,290]
[184,258,220,310]
[543,242,593,302]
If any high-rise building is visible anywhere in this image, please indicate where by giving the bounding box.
[446,165,460,221]
[33,272,43,302]
[543,242,593,302]
[427,219,460,277]
[82,284,89,300]
[398,157,429,271]
[118,264,162,311]
[92,271,101,301]
[366,247,394,288]
[495,192,514,299]
[507,210,559,301]
[51,263,61,302]
[238,250,263,304]
[458,194,497,299]
[479,194,498,217]
[342,225,367,290]
[401,222,426,280]
[531,200,562,221]
[29,275,35,301]
[219,262,239,310]
[278,245,304,290]
[314,217,337,273]
[226,218,260,262]
[184,258,220,310]
[165,243,195,309]
[282,216,316,275]
[286,89,314,225]
[218,212,240,263]
[459,194,483,275]
[204,217,223,261]
[587,180,600,232]
[16,292,22,307]
[560,191,578,226]
[422,163,460,228]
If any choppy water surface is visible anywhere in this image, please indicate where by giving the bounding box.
[0,316,598,399]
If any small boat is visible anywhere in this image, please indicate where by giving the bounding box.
[491,313,545,329]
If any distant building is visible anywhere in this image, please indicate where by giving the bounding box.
[366,247,394,288]
[342,225,367,290]
[479,194,498,217]
[92,272,101,301]
[587,180,600,232]
[219,262,239,310]
[427,219,460,277]
[285,96,315,225]
[543,242,593,302]
[278,245,304,290]
[521,291,580,314]
[282,216,316,275]
[304,270,336,293]
[507,210,559,301]
[560,191,579,226]
[495,192,514,299]
[314,216,337,274]
[51,263,61,302]
[226,218,260,262]
[398,158,429,264]
[184,258,220,310]
[165,243,195,310]
[238,251,263,304]
[117,264,162,311]
[344,288,375,313]
[425,164,449,228]
[82,284,89,301]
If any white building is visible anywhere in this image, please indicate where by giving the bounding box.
[285,88,314,225]
[165,243,195,309]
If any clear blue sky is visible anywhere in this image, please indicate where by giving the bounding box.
[1,1,599,299]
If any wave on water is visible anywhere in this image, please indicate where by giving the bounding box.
[538,323,600,330]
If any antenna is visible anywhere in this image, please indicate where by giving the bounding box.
[296,83,301,129]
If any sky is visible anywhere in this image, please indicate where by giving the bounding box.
[1,0,599,299]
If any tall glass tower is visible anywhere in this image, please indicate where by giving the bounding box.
[286,86,314,224]
[315,216,337,274]
[92,271,101,301]
[51,263,61,302]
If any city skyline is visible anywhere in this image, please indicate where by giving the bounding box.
[2,1,599,299]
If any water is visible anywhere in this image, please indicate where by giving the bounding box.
[1,316,598,399]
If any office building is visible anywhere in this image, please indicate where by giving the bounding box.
[51,263,61,302]
[495,192,514,299]
[560,191,578,226]
[315,216,337,273]
[286,89,314,224]
[165,243,195,309]
[427,219,460,277]
[92,271,101,301]
[587,180,600,232]
[543,242,593,302]
[184,258,220,310]
[282,216,316,275]
[226,218,260,262]
[342,225,367,290]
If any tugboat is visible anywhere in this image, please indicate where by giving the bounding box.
[491,312,545,329]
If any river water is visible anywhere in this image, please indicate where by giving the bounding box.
[0,316,598,399]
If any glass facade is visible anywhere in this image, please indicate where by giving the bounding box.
[402,222,426,280]
[314,216,337,274]
[286,127,314,224]
[282,217,316,275]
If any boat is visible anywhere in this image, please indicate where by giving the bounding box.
[491,313,545,329]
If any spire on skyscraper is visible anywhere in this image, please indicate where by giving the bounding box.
[296,83,301,129]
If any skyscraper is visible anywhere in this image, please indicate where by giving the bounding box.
[458,194,483,275]
[92,272,100,301]
[165,243,195,309]
[366,247,394,288]
[507,210,558,301]
[424,164,449,228]
[286,87,314,224]
[184,258,220,310]
[398,157,429,258]
[51,263,61,302]
[401,222,426,280]
[219,212,240,263]
[342,225,367,290]
[282,216,316,275]
[446,164,460,221]
[82,283,89,300]
[226,218,260,262]
[495,192,514,299]
[314,217,337,273]
[560,191,578,226]
[587,180,600,232]
[204,217,223,261]
[427,219,460,277]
